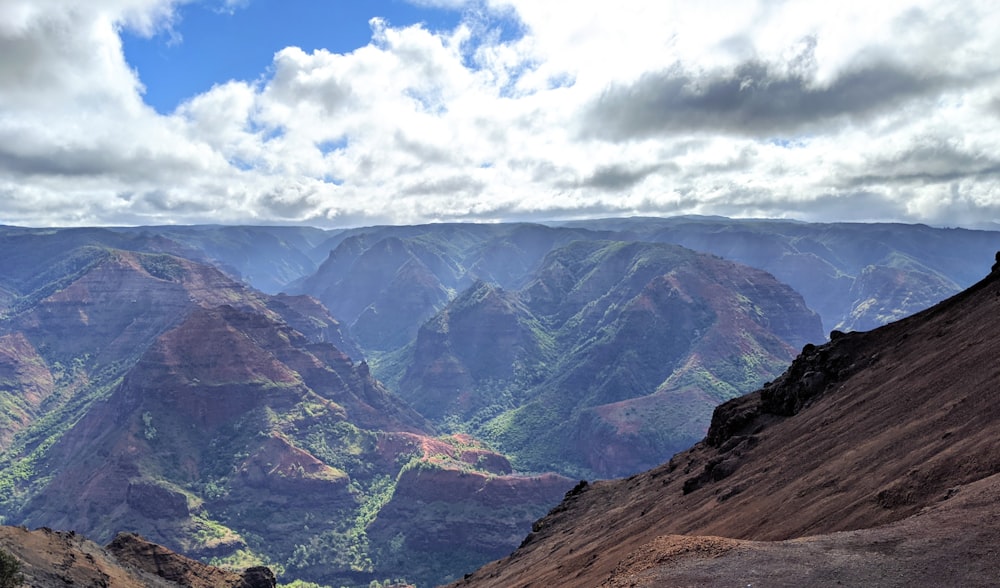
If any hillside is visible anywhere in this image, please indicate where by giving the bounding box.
[451,252,1000,587]
[119,225,342,294]
[395,240,822,478]
[2,221,999,586]
[286,220,999,479]
[561,216,1000,332]
[291,223,602,352]
[5,220,996,339]
[0,246,571,588]
[0,526,275,588]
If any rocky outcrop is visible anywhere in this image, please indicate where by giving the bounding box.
[107,532,275,588]
[236,435,352,499]
[704,333,870,449]
[0,526,274,588]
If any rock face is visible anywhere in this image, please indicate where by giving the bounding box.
[106,533,276,588]
[451,257,1000,587]
[0,526,274,588]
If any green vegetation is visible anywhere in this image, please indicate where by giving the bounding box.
[0,548,23,588]
[138,253,186,282]
[142,411,157,440]
[0,222,888,586]
[368,238,821,478]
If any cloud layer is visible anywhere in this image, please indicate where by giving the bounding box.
[2,0,999,228]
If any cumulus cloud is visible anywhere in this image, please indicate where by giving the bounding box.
[1,0,1000,228]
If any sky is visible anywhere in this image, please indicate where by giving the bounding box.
[1,0,999,229]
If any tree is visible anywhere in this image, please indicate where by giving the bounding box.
[0,548,23,588]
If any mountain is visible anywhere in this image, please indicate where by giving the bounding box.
[113,225,343,294]
[451,252,1000,587]
[558,216,1000,332]
[287,219,999,478]
[290,223,604,352]
[0,245,571,588]
[394,240,822,478]
[0,526,275,588]
[8,219,998,338]
[0,224,342,303]
[4,219,998,586]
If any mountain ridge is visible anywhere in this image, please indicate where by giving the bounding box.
[451,253,1000,587]
[0,247,571,587]
[396,239,822,478]
[0,526,276,588]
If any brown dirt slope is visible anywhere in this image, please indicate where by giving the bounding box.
[0,526,274,588]
[451,255,1000,587]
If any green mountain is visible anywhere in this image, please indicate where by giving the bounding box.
[450,251,1000,588]
[3,219,1000,586]
[0,245,571,588]
[392,240,822,478]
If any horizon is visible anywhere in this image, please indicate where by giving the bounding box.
[2,1,999,228]
[2,213,999,233]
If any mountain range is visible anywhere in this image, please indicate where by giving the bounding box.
[0,219,998,587]
[0,241,570,587]
[451,252,1000,587]
[393,239,820,477]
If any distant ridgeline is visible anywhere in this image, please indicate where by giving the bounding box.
[0,220,997,587]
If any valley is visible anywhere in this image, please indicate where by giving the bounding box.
[451,247,1000,587]
[0,218,998,587]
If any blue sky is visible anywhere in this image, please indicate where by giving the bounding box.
[1,0,999,228]
[123,1,466,114]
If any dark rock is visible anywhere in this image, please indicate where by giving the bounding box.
[565,480,589,498]
[238,566,277,588]
[706,395,760,448]
[107,531,267,587]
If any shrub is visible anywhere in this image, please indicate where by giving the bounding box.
[0,548,24,588]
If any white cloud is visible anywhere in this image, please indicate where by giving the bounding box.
[1,0,999,227]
